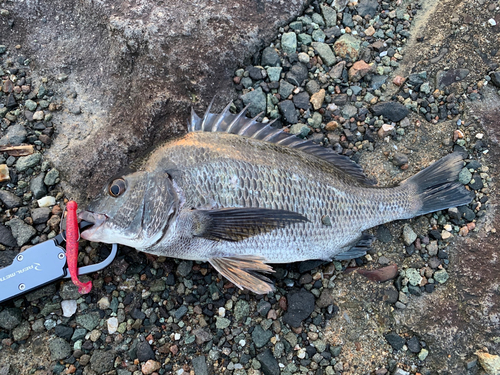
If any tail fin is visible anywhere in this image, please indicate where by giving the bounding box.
[404,152,475,216]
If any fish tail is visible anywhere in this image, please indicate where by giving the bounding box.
[404,152,474,216]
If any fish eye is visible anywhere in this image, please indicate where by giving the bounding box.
[108,178,127,197]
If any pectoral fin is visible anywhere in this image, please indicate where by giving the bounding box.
[191,208,308,242]
[209,256,275,294]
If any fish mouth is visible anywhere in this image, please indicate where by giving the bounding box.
[78,211,108,240]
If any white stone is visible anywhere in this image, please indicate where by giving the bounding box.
[107,317,118,334]
[174,333,181,340]
[61,300,77,317]
[298,52,310,64]
[97,296,110,310]
[488,18,497,26]
[218,307,226,317]
[37,196,56,207]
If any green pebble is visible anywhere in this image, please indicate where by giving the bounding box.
[406,268,422,286]
[266,67,282,82]
[25,99,37,112]
[216,317,231,329]
[434,269,449,284]
[459,167,472,185]
[418,348,429,360]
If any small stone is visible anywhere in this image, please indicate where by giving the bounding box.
[24,99,37,112]
[44,169,60,186]
[333,34,361,62]
[252,326,273,348]
[0,308,22,330]
[12,320,31,341]
[0,164,9,182]
[289,123,310,137]
[441,230,452,240]
[348,60,374,82]
[488,18,497,26]
[0,223,16,247]
[0,190,22,208]
[76,312,100,331]
[61,300,77,317]
[329,61,346,79]
[266,67,282,82]
[433,269,449,284]
[392,153,408,167]
[364,25,375,36]
[311,42,336,66]
[393,76,406,86]
[30,173,47,199]
[37,196,56,207]
[310,89,325,110]
[0,123,27,146]
[405,268,422,286]
[261,47,280,67]
[377,124,394,137]
[15,152,42,172]
[402,224,417,246]
[407,336,421,353]
[384,332,405,351]
[90,350,115,374]
[458,167,472,185]
[418,348,429,361]
[257,349,280,375]
[241,87,266,117]
[5,218,36,246]
[298,52,309,64]
[279,80,294,99]
[293,91,310,109]
[141,360,161,375]
[371,102,409,122]
[320,4,337,27]
[32,111,44,121]
[476,351,500,375]
[281,32,297,55]
[325,121,339,131]
[31,207,51,225]
[49,337,72,361]
[316,289,334,308]
[137,336,156,361]
[286,63,308,86]
[282,289,315,327]
[278,100,298,124]
[216,317,231,329]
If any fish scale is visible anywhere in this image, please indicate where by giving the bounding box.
[80,103,474,293]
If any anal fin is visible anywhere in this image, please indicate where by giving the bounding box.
[209,256,275,294]
[334,234,375,260]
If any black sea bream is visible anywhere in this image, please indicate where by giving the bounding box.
[80,102,474,293]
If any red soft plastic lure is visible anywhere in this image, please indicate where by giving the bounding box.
[66,201,92,294]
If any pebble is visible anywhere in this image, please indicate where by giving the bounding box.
[257,349,280,375]
[476,351,500,375]
[418,348,429,361]
[282,289,315,327]
[281,32,297,55]
[30,173,47,199]
[252,326,273,348]
[0,190,22,208]
[61,300,77,317]
[402,224,417,246]
[0,123,27,146]
[433,269,449,284]
[37,195,56,207]
[0,164,9,182]
[49,337,72,361]
[311,42,337,67]
[90,350,115,374]
[0,308,22,330]
[192,356,209,375]
[44,168,60,185]
[371,101,409,122]
[142,360,161,375]
[310,89,325,110]
[76,312,100,331]
[15,152,42,172]
[5,217,36,246]
[384,332,405,350]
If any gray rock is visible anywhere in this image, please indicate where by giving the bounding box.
[279,81,295,98]
[330,61,346,79]
[392,153,408,167]
[59,281,83,300]
[174,305,188,320]
[282,289,315,327]
[31,207,51,225]
[436,69,470,89]
[393,369,410,375]
[192,356,209,375]
[177,260,193,277]
[0,308,22,330]
[76,311,100,331]
[298,33,312,45]
[312,29,326,43]
[286,63,309,86]
[30,173,47,199]
[278,100,299,124]
[357,0,378,17]
[261,47,281,67]
[136,336,156,361]
[292,91,310,110]
[44,168,60,186]
[406,268,422,286]
[49,337,71,361]
[305,80,320,95]
[490,71,500,87]
[434,269,449,284]
[71,328,87,341]
[257,349,280,375]
[252,325,273,348]
[342,104,358,119]
[311,42,336,66]
[5,218,36,246]
[311,13,325,26]
[459,167,472,184]
[370,101,409,122]
[384,332,405,351]
[0,190,22,209]
[402,224,417,246]
[24,99,37,112]
[13,320,31,341]
[0,224,17,247]
[234,300,250,321]
[0,124,27,146]
[316,288,335,308]
[15,153,42,172]
[241,87,267,117]
[281,32,297,55]
[90,350,115,374]
[320,4,337,27]
[215,317,231,329]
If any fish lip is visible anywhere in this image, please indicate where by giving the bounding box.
[78,211,108,236]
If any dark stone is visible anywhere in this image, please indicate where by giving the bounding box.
[282,289,315,327]
[429,230,442,240]
[392,153,408,167]
[261,47,281,67]
[0,190,22,209]
[357,0,378,17]
[279,80,295,98]
[408,285,422,296]
[174,305,188,320]
[407,336,421,353]
[342,12,354,28]
[286,63,308,86]
[257,349,280,375]
[55,325,74,341]
[436,69,470,88]
[0,308,23,330]
[252,326,273,348]
[247,66,264,80]
[383,285,399,304]
[0,124,27,146]
[278,100,298,124]
[331,94,348,106]
[292,91,310,109]
[370,75,388,90]
[257,300,272,317]
[0,224,17,247]
[90,350,115,374]
[131,307,146,320]
[298,259,326,273]
[136,336,156,362]
[376,225,393,243]
[468,173,483,190]
[370,101,409,122]
[458,206,476,221]
[30,173,47,199]
[6,93,17,109]
[384,332,405,351]
[490,71,500,87]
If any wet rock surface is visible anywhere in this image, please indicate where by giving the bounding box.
[0,0,499,374]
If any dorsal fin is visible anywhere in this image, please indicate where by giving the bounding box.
[188,101,374,185]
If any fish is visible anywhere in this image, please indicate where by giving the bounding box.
[79,101,474,294]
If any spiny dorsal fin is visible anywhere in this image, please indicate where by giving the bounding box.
[191,208,309,242]
[188,101,374,185]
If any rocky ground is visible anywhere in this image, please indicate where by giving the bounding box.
[0,0,499,374]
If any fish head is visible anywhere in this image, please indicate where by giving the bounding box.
[79,169,179,248]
